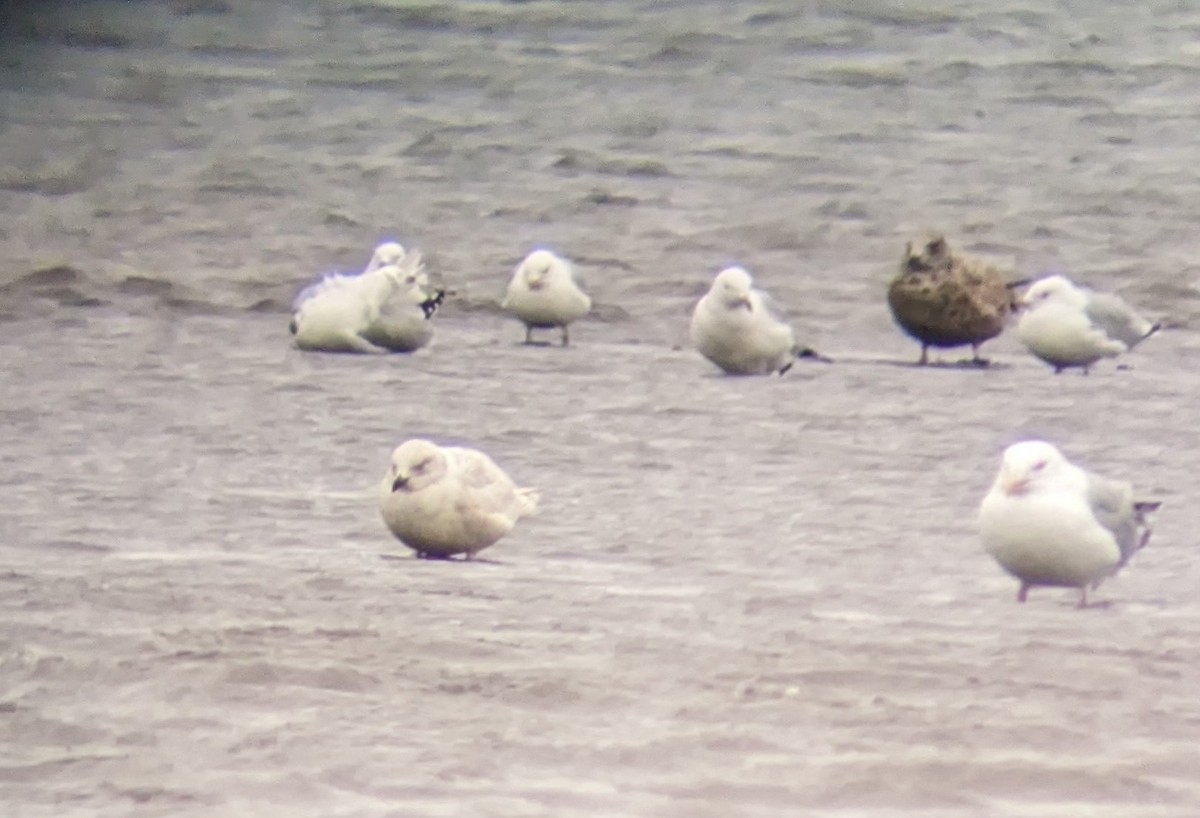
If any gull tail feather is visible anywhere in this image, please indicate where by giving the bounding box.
[1133,499,1162,552]
[517,487,540,517]
[420,289,447,320]
[795,345,834,364]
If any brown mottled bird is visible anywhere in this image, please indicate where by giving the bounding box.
[887,234,1025,365]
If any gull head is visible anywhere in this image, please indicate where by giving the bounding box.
[713,266,754,310]
[518,250,567,290]
[1020,275,1085,309]
[992,440,1073,498]
[357,263,405,306]
[386,439,448,494]
[375,251,428,297]
[369,241,407,271]
[902,234,950,274]
[394,261,428,292]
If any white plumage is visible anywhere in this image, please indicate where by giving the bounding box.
[291,243,441,354]
[689,266,798,376]
[978,440,1159,607]
[379,439,539,560]
[502,249,592,346]
[1016,274,1159,373]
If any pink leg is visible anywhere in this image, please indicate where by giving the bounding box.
[1017,583,1029,603]
[1077,587,1089,608]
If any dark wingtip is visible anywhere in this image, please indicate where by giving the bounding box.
[420,289,447,320]
[797,347,834,364]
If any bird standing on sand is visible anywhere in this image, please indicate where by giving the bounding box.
[380,439,539,560]
[978,440,1160,608]
[1016,274,1160,374]
[887,235,1024,365]
[690,266,802,376]
[502,249,592,346]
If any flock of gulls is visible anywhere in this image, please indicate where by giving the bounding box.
[289,234,1164,608]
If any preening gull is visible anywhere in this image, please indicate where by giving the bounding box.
[690,266,799,376]
[292,241,407,312]
[380,439,539,560]
[978,440,1160,607]
[502,249,591,346]
[290,243,444,353]
[1016,274,1160,373]
[362,264,446,353]
[887,234,1024,365]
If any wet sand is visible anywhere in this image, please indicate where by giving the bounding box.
[3,309,1199,816]
[3,1,1200,815]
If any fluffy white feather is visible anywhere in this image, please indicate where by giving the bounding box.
[689,266,797,375]
[291,244,439,353]
[978,440,1158,607]
[380,439,539,559]
[502,249,591,346]
[1017,275,1158,373]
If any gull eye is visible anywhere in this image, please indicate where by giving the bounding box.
[1031,460,1047,472]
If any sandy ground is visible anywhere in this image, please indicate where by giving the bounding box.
[4,1,1200,814]
[2,307,1199,817]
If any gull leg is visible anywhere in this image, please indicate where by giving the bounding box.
[971,343,989,366]
[918,345,929,366]
[1017,583,1029,603]
[560,325,570,347]
[1077,586,1090,608]
[524,325,533,345]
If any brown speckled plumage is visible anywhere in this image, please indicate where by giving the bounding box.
[887,234,1022,365]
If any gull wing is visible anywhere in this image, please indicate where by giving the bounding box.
[1085,471,1144,565]
[446,448,537,519]
[1085,292,1157,348]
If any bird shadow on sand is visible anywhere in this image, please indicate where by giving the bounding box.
[379,553,504,565]
[856,356,1016,371]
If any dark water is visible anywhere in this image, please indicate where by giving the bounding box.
[2,2,1200,815]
